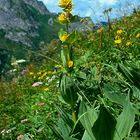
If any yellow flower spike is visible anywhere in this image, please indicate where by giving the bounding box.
[117,29,123,35]
[136,33,140,38]
[59,32,69,42]
[126,41,132,46]
[58,0,72,9]
[114,39,122,44]
[58,13,67,23]
[64,3,73,12]
[68,60,74,68]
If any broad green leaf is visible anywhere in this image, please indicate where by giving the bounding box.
[103,84,126,106]
[78,71,87,80]
[66,30,79,44]
[61,49,67,68]
[58,118,71,137]
[92,106,117,140]
[114,96,135,140]
[58,28,67,38]
[63,136,78,140]
[57,107,74,129]
[118,64,134,83]
[47,123,64,140]
[118,64,140,89]
[132,86,140,100]
[82,130,92,140]
[130,69,140,90]
[60,75,78,107]
[90,66,98,77]
[78,101,97,140]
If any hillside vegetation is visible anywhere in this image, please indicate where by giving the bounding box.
[0,0,140,140]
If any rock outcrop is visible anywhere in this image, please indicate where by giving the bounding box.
[0,0,56,47]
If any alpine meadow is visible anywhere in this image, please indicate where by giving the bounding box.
[0,0,140,140]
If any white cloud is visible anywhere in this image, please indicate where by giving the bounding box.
[39,0,140,22]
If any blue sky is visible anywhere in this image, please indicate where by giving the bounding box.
[39,0,140,22]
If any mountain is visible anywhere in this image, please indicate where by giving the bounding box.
[0,0,60,48]
[0,0,95,49]
[0,0,95,76]
[69,16,94,32]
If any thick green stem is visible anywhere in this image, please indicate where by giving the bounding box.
[66,21,69,33]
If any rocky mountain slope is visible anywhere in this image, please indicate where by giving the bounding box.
[0,0,59,47]
[0,0,95,49]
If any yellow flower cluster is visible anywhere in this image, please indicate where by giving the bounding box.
[58,13,67,23]
[29,70,48,81]
[126,41,132,47]
[42,87,49,91]
[117,29,123,35]
[136,33,140,38]
[58,0,73,12]
[59,32,69,42]
[114,39,122,44]
[58,0,73,24]
[29,72,34,76]
[114,29,123,45]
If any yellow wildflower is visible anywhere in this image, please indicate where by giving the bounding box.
[117,29,123,35]
[29,72,34,75]
[58,0,72,11]
[52,71,57,75]
[58,13,67,23]
[97,27,104,33]
[59,32,69,42]
[38,72,47,80]
[55,65,63,68]
[43,88,49,91]
[115,35,121,40]
[68,60,74,68]
[47,71,52,74]
[65,3,73,12]
[126,41,132,46]
[136,33,140,38]
[42,72,47,77]
[37,71,42,75]
[114,39,122,44]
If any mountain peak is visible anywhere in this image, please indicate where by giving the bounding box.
[23,0,50,15]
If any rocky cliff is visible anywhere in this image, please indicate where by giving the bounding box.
[0,0,58,47]
[0,0,95,49]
